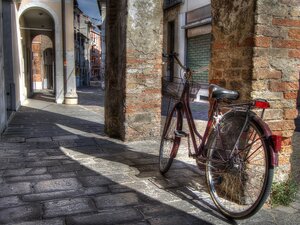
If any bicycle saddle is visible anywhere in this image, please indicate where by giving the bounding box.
[209,84,239,100]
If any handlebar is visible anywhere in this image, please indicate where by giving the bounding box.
[162,52,209,74]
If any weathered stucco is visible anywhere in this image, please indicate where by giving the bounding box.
[125,0,163,141]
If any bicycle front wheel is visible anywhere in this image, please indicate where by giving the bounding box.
[159,107,182,174]
[206,113,274,219]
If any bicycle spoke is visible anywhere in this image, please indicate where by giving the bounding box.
[245,144,263,162]
[206,114,273,219]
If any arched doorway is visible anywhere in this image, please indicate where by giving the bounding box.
[19,7,55,99]
[31,35,54,92]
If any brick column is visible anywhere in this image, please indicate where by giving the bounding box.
[211,0,300,181]
[105,0,163,141]
[210,1,255,100]
[253,0,299,181]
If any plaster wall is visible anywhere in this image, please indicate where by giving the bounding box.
[3,0,24,113]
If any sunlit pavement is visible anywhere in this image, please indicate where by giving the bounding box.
[0,87,299,224]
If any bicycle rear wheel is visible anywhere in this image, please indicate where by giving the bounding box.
[159,107,182,174]
[206,112,274,219]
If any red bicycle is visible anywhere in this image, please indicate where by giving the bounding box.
[159,53,282,219]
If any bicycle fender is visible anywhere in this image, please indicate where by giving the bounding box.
[251,115,279,167]
[221,110,278,167]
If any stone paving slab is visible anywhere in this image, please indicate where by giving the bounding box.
[0,204,41,224]
[66,207,144,225]
[95,192,140,209]
[43,197,96,218]
[0,196,24,209]
[0,87,299,225]
[8,219,65,225]
[34,178,82,193]
[0,182,32,197]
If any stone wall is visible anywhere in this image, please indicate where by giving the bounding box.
[253,0,300,181]
[211,0,300,181]
[105,0,163,141]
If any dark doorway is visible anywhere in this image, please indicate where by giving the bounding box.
[167,21,175,82]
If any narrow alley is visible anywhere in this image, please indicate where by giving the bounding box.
[0,87,299,225]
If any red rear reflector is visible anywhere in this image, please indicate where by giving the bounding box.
[254,101,270,109]
[271,135,282,153]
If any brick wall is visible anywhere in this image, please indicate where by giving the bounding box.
[211,0,300,181]
[253,0,300,181]
[210,1,254,100]
[105,0,163,141]
[187,33,211,83]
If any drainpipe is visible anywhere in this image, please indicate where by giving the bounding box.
[62,0,67,100]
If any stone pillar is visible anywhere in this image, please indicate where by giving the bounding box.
[105,0,163,141]
[64,0,78,105]
[210,0,300,181]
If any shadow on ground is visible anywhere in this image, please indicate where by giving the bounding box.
[0,102,235,224]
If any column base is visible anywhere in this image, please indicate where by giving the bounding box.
[64,92,78,105]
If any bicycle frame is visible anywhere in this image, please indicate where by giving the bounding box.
[163,53,280,166]
[170,80,217,157]
[167,80,279,167]
[161,52,282,219]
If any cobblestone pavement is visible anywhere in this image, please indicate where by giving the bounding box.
[0,87,299,224]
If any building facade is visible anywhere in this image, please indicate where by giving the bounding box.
[89,28,102,83]
[74,1,92,87]
[74,1,102,87]
[97,0,106,89]
[0,0,78,135]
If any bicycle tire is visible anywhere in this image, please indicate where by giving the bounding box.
[206,111,274,219]
[159,107,183,174]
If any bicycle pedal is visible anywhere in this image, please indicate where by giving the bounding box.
[174,130,188,138]
[189,153,197,158]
